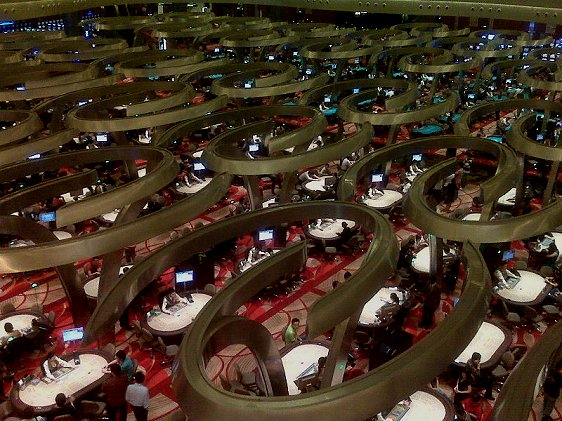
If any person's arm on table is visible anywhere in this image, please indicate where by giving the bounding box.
[161,297,172,314]
[43,360,55,380]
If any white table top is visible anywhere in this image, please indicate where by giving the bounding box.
[302,176,331,192]
[363,190,403,210]
[53,231,72,240]
[0,314,36,337]
[177,178,212,194]
[238,250,280,273]
[454,321,507,365]
[399,391,448,421]
[84,265,133,298]
[147,293,212,332]
[463,213,482,221]
[101,209,120,223]
[495,270,548,303]
[307,219,356,240]
[282,343,329,396]
[497,187,516,207]
[192,150,203,158]
[359,287,407,326]
[411,246,449,274]
[18,353,109,407]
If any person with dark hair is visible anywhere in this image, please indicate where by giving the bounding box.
[107,350,134,381]
[102,364,129,421]
[53,392,78,418]
[42,351,72,380]
[161,287,188,315]
[464,352,494,400]
[283,318,300,345]
[421,280,441,329]
[541,362,562,421]
[126,371,149,421]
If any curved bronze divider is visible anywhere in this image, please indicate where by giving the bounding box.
[530,48,562,61]
[454,98,561,137]
[212,62,299,90]
[65,92,228,132]
[405,158,562,242]
[0,168,99,217]
[0,146,177,229]
[518,62,562,92]
[0,216,89,325]
[86,16,156,31]
[391,22,448,34]
[113,49,205,78]
[37,38,129,62]
[32,80,191,118]
[0,62,98,89]
[169,203,489,421]
[508,110,562,162]
[0,110,43,147]
[490,320,562,421]
[0,173,232,273]
[202,121,373,175]
[299,78,418,114]
[337,135,517,203]
[155,105,326,154]
[397,50,481,74]
[156,11,215,22]
[338,90,459,125]
[0,73,124,101]
[299,39,381,60]
[452,39,522,59]
[220,30,299,48]
[480,59,542,80]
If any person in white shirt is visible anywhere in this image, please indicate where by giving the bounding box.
[494,263,520,289]
[42,351,72,380]
[340,156,355,171]
[126,371,150,421]
[161,288,188,314]
[298,170,321,183]
[367,186,384,198]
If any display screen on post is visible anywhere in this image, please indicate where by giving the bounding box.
[193,162,205,171]
[62,327,84,342]
[258,229,274,241]
[248,144,259,152]
[176,270,194,284]
[502,250,515,261]
[39,212,56,222]
[371,173,384,183]
[96,133,108,142]
[412,153,422,162]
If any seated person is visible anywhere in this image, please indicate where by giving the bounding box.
[409,160,426,175]
[283,318,300,345]
[3,322,21,340]
[299,170,321,183]
[336,222,354,243]
[84,256,102,276]
[247,245,267,263]
[42,352,72,380]
[377,293,401,322]
[340,155,356,171]
[494,263,520,289]
[53,393,78,418]
[366,186,384,198]
[161,288,188,314]
[106,349,135,381]
[184,168,204,187]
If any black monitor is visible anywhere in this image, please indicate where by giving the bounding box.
[324,95,331,103]
[467,93,476,100]
[176,270,195,285]
[371,173,384,183]
[353,88,360,94]
[62,327,84,342]
[258,229,274,241]
[15,84,25,91]
[249,143,260,152]
[244,81,253,89]
[412,153,422,162]
[39,212,56,222]
[96,133,108,143]
[28,153,41,160]
[502,250,515,261]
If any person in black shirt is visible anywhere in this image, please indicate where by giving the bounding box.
[542,362,562,421]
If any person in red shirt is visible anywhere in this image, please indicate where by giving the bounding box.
[102,364,129,421]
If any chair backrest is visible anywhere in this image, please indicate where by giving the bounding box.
[540,266,554,277]
[203,283,216,296]
[1,303,16,314]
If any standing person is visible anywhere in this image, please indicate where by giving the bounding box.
[106,350,135,382]
[283,318,300,345]
[126,371,150,421]
[102,364,129,421]
[541,362,562,421]
[421,280,441,329]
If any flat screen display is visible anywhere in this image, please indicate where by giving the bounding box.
[412,153,422,162]
[62,327,84,342]
[96,133,108,143]
[176,270,194,284]
[467,93,476,100]
[214,48,220,53]
[324,96,331,103]
[193,162,205,171]
[371,173,383,183]
[268,55,275,60]
[353,88,360,94]
[28,154,41,160]
[78,100,88,106]
[15,85,25,91]
[39,212,56,222]
[244,81,253,89]
[293,51,298,57]
[536,134,544,141]
[258,229,274,241]
[502,250,515,261]
[248,144,259,152]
